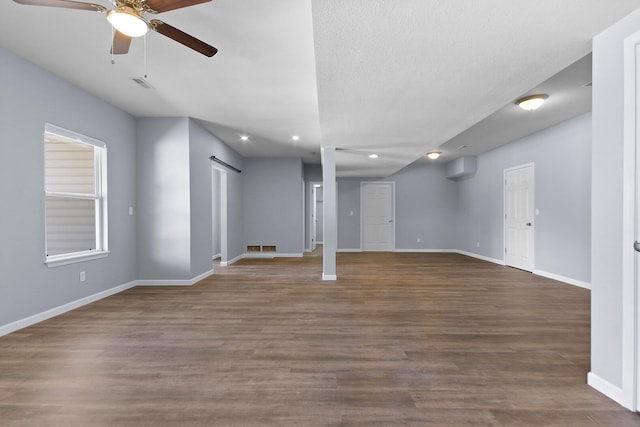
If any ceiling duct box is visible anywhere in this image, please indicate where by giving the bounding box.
[446,156,477,180]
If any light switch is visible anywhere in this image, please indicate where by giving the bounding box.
[129,206,134,215]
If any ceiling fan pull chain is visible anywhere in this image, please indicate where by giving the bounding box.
[110,26,115,65]
[144,32,148,79]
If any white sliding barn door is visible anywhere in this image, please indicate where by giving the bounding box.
[505,164,534,272]
[362,182,394,251]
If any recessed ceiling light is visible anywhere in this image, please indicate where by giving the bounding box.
[516,94,548,111]
[426,152,441,160]
[369,154,379,159]
[291,135,300,141]
[240,135,249,141]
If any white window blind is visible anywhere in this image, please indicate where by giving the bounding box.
[44,124,108,265]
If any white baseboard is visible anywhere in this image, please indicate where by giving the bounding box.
[394,248,457,253]
[587,372,631,409]
[221,254,244,266]
[533,269,591,290]
[337,248,362,252]
[136,269,213,287]
[0,280,137,337]
[322,274,337,281]
[456,250,505,265]
[212,253,221,260]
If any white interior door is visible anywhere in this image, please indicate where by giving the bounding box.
[505,164,534,271]
[635,42,640,412]
[362,182,394,251]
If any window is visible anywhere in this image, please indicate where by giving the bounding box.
[44,123,108,266]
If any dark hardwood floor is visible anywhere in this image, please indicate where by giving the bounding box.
[1,251,639,426]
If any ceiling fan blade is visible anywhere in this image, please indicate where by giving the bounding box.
[111,30,132,55]
[150,20,218,57]
[144,0,210,13]
[13,0,107,12]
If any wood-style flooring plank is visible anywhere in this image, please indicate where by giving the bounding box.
[0,251,639,426]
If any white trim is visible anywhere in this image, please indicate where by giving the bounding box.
[588,372,628,408]
[322,274,337,281]
[212,253,222,260]
[136,270,213,287]
[456,250,505,266]
[533,269,591,290]
[337,248,362,252]
[621,28,640,412]
[222,253,244,266]
[45,122,105,148]
[45,250,110,267]
[0,280,137,337]
[394,249,457,253]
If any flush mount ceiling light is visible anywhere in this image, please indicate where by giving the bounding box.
[368,154,379,159]
[426,152,441,160]
[107,7,148,38]
[291,135,300,142]
[516,94,548,111]
[240,135,249,141]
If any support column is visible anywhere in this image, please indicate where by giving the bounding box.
[321,147,337,280]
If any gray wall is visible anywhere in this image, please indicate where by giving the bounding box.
[244,158,304,254]
[391,163,458,250]
[335,165,458,251]
[304,164,323,251]
[337,178,363,249]
[136,118,246,280]
[591,9,640,391]
[0,48,138,326]
[457,113,592,284]
[136,118,192,280]
[188,120,245,263]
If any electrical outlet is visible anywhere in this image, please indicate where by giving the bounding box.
[417,237,421,243]
[129,206,134,215]
[476,241,480,248]
[80,271,86,282]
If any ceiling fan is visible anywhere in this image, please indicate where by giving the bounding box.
[13,0,218,57]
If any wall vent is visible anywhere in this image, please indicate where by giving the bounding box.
[247,245,261,252]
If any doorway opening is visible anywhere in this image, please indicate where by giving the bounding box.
[212,165,228,267]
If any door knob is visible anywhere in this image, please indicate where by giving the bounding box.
[526,222,532,226]
[634,241,640,252]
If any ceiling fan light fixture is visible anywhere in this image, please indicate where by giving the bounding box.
[107,8,148,38]
[426,151,441,160]
[516,94,548,111]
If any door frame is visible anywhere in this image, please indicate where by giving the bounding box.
[621,28,640,412]
[211,164,228,266]
[309,181,322,252]
[360,181,396,251]
[503,163,535,271]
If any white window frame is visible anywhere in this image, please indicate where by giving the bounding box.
[44,123,109,267]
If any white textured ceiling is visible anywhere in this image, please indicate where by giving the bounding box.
[1,1,640,177]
